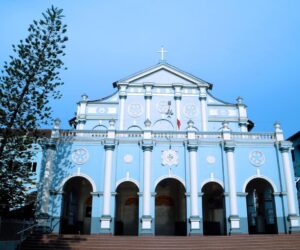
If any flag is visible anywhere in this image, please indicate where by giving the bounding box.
[177,119,181,129]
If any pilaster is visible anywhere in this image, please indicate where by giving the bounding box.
[279,141,300,233]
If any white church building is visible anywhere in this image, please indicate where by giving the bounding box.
[36,58,300,236]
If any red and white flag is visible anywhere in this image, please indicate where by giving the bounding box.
[177,119,181,129]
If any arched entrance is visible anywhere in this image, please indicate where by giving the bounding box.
[246,178,278,234]
[202,182,226,235]
[115,182,139,235]
[155,178,186,235]
[60,176,93,234]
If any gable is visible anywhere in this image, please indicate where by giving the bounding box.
[130,68,195,86]
[116,62,212,89]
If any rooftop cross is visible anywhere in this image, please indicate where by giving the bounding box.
[157,46,168,61]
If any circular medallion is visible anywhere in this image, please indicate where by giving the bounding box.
[206,155,216,165]
[183,104,198,118]
[123,154,133,164]
[156,101,169,114]
[72,148,89,165]
[128,103,143,118]
[98,107,106,114]
[249,150,265,167]
[161,149,179,167]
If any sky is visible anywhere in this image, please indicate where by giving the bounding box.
[0,0,300,137]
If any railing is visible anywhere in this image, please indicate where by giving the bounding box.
[231,132,275,141]
[58,129,276,142]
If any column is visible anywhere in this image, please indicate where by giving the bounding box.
[224,141,240,234]
[100,142,115,231]
[141,142,153,234]
[279,141,300,232]
[144,83,153,121]
[118,83,127,130]
[199,87,208,131]
[187,140,201,234]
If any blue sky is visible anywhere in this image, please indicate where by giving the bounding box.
[1,0,299,137]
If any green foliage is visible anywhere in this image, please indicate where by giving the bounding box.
[0,6,67,212]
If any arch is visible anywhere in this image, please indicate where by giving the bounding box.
[201,181,226,235]
[201,178,224,190]
[152,119,174,131]
[92,125,108,130]
[60,176,93,234]
[115,181,139,235]
[155,178,187,235]
[60,173,97,193]
[242,175,277,193]
[154,175,185,190]
[127,125,142,131]
[115,179,139,190]
[245,178,278,234]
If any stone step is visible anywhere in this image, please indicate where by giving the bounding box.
[20,234,300,250]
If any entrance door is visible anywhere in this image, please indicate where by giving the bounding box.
[155,178,186,235]
[61,177,93,234]
[202,182,226,235]
[115,182,139,235]
[246,178,278,234]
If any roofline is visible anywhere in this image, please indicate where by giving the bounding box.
[114,61,213,89]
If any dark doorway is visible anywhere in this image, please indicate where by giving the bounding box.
[202,182,226,235]
[60,177,92,234]
[155,178,187,235]
[115,182,139,235]
[246,178,278,234]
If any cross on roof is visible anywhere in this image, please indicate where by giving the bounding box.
[157,46,168,61]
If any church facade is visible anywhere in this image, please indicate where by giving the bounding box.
[36,62,300,235]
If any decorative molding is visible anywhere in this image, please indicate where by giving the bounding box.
[71,148,89,165]
[161,149,179,167]
[249,150,265,167]
[123,154,133,164]
[154,175,185,189]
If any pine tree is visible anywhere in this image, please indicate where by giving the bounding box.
[0,6,67,213]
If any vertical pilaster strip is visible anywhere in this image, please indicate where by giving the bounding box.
[40,142,56,215]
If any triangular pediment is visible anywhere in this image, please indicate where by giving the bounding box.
[116,62,212,88]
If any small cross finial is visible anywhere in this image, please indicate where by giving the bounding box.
[157,46,168,61]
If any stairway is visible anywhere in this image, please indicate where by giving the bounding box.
[20,234,300,250]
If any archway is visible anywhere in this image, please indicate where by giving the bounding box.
[246,178,278,234]
[202,182,226,235]
[155,178,186,235]
[60,176,93,234]
[115,182,139,235]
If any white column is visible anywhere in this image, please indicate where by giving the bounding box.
[199,87,208,131]
[175,97,181,131]
[119,96,126,130]
[101,143,115,229]
[225,147,238,216]
[141,143,153,231]
[280,144,297,216]
[145,97,151,121]
[224,142,240,231]
[188,145,199,216]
